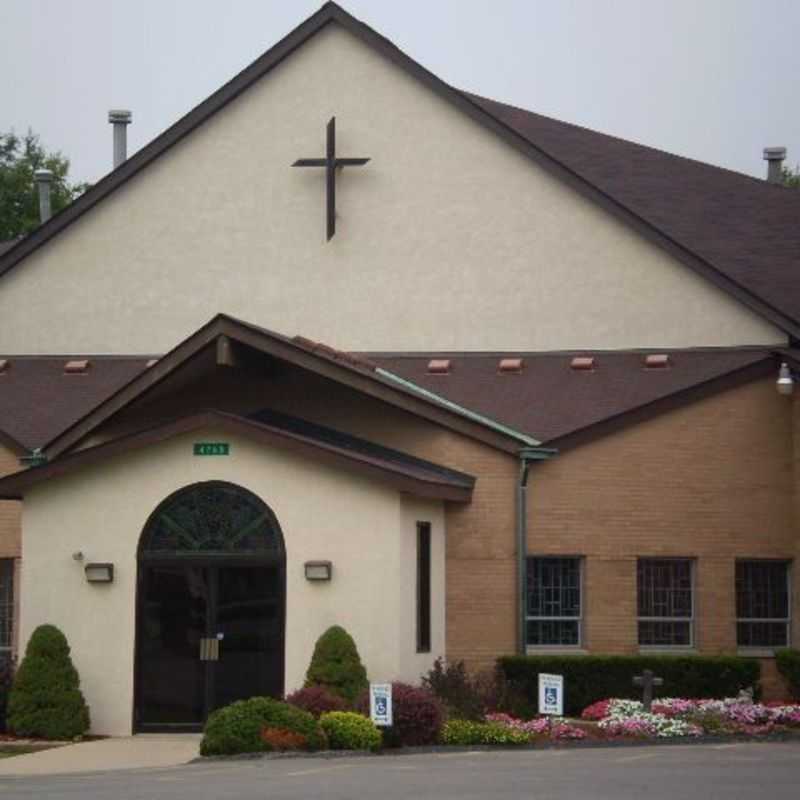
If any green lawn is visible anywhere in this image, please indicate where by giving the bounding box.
[0,745,53,758]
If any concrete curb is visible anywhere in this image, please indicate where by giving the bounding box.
[192,730,800,763]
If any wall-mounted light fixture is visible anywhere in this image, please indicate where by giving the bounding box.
[776,362,795,396]
[304,561,332,581]
[85,563,114,583]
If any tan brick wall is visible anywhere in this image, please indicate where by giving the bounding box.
[0,443,22,658]
[529,378,799,684]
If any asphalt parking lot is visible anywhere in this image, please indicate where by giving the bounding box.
[0,740,798,800]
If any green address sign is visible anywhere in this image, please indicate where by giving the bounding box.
[193,442,230,456]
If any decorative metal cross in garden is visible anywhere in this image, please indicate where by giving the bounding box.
[633,669,664,711]
[292,117,370,241]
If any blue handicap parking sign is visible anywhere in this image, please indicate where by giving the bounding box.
[545,687,557,705]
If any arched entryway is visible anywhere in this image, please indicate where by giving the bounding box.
[134,481,286,731]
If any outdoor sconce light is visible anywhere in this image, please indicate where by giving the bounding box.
[304,561,332,581]
[84,563,114,583]
[776,362,795,396]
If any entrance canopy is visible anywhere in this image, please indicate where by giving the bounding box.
[0,409,475,502]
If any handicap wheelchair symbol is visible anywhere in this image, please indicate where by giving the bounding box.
[545,687,558,706]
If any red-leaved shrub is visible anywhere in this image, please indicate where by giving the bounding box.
[357,682,443,747]
[260,726,308,750]
[581,699,611,721]
[286,685,347,718]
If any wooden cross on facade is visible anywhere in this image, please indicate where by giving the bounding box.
[292,117,370,241]
[632,669,664,711]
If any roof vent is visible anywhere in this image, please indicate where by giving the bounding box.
[498,358,523,374]
[763,146,787,184]
[570,356,595,371]
[0,359,8,374]
[64,359,90,375]
[644,354,671,369]
[427,358,451,375]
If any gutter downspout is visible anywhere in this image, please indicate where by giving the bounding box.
[517,446,557,655]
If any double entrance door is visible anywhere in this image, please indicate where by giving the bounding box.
[135,561,284,731]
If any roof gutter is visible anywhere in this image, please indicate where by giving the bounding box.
[375,367,541,447]
[517,446,558,655]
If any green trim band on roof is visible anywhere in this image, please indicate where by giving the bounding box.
[376,367,541,447]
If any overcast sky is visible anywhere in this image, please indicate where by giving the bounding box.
[2,0,799,185]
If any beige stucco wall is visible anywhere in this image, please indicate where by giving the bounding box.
[0,24,783,354]
[19,427,445,735]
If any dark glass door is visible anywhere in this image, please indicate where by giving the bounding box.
[214,565,284,711]
[137,564,209,728]
[136,562,284,730]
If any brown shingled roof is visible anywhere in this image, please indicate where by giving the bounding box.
[0,356,151,450]
[0,346,776,452]
[370,348,774,444]
[468,93,800,331]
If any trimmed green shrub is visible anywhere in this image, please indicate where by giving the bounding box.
[356,682,443,747]
[320,711,382,751]
[304,626,368,704]
[286,685,347,718]
[441,719,529,746]
[498,655,761,717]
[7,624,90,739]
[200,697,326,756]
[776,649,800,700]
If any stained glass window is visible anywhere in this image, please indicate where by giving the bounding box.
[140,483,281,556]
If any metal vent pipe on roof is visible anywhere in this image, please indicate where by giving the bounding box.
[33,169,53,223]
[108,109,132,168]
[763,147,787,184]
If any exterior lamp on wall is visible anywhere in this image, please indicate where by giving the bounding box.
[85,563,114,583]
[776,362,795,396]
[304,561,332,581]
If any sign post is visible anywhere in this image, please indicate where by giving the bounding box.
[369,683,393,727]
[538,673,564,716]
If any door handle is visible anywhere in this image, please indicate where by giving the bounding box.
[199,637,220,662]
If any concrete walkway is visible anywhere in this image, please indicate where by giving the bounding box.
[0,734,201,776]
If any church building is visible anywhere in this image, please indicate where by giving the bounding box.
[0,3,799,735]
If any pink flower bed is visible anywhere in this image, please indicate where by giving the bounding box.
[582,696,800,739]
[485,713,586,741]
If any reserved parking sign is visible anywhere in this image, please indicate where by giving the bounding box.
[369,683,393,727]
[538,673,564,716]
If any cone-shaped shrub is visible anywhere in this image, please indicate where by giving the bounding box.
[7,624,90,740]
[304,626,368,704]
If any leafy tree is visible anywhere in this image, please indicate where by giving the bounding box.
[781,164,800,189]
[0,130,89,240]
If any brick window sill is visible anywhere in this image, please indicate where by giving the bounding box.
[638,647,698,655]
[737,648,779,659]
[526,647,588,656]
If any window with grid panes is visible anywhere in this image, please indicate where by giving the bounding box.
[0,560,13,654]
[526,557,581,646]
[637,558,693,647]
[736,561,790,648]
